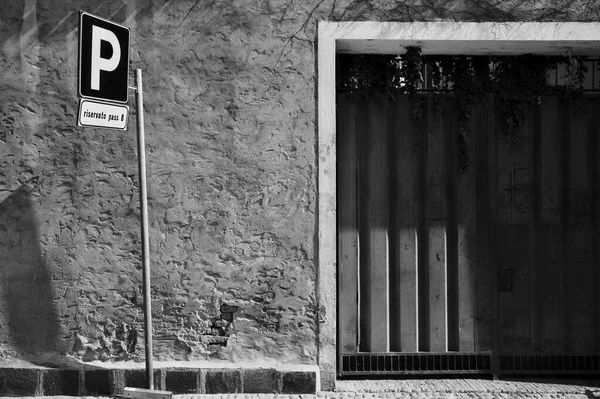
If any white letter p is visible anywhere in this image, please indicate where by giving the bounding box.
[91,25,121,91]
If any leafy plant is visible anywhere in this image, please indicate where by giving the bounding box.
[336,49,590,172]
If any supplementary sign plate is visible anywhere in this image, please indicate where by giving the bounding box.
[78,98,129,129]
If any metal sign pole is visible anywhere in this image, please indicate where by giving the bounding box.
[135,68,154,390]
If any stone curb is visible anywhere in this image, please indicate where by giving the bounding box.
[0,367,317,396]
[8,394,599,399]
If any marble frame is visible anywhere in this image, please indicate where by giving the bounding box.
[316,21,600,390]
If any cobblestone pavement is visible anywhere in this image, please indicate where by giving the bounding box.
[10,379,600,399]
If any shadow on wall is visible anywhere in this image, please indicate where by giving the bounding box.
[0,185,62,358]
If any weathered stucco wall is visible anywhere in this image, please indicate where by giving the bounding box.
[0,0,598,367]
[0,0,319,365]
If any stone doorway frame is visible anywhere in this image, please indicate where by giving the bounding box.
[316,21,600,390]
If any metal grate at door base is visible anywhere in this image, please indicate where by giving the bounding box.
[341,353,492,375]
[341,353,600,375]
[500,354,600,374]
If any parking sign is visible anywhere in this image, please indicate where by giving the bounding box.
[78,12,130,104]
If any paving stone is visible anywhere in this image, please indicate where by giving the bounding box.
[0,368,40,396]
[122,369,163,391]
[42,369,80,396]
[85,369,112,395]
[165,370,199,394]
[206,369,242,394]
[243,369,277,393]
[281,371,317,394]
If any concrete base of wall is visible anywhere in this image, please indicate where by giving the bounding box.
[0,365,319,396]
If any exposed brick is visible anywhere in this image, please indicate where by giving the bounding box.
[42,369,80,396]
[165,370,198,394]
[243,368,277,393]
[84,369,112,395]
[205,369,241,394]
[281,371,317,394]
[0,368,40,396]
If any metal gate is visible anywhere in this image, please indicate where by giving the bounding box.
[337,94,600,376]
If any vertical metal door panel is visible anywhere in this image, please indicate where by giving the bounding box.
[488,99,501,373]
[426,98,449,352]
[445,99,459,353]
[593,97,600,353]
[338,96,359,353]
[529,104,541,353]
[457,100,479,352]
[495,114,518,352]
[559,101,570,352]
[475,96,492,352]
[364,102,390,352]
[511,116,534,353]
[567,101,594,352]
[417,104,430,352]
[357,99,370,351]
[391,96,420,352]
[538,97,563,351]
